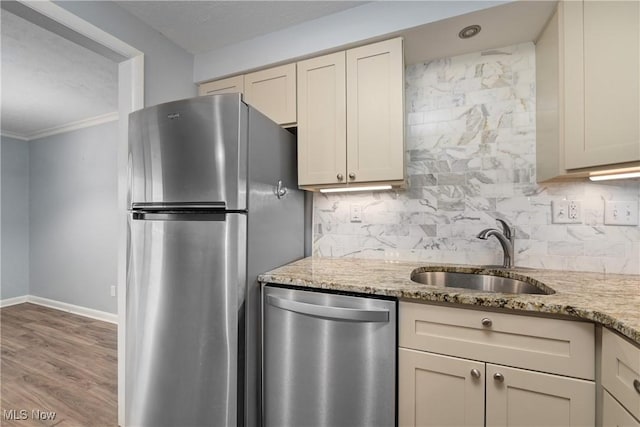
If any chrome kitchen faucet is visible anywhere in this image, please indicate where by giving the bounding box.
[477,219,515,268]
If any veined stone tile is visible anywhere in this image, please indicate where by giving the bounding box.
[548,241,585,257]
[584,241,627,258]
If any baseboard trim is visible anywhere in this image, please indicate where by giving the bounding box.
[0,295,118,324]
[0,295,29,308]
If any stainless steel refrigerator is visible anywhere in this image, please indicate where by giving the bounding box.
[125,94,305,427]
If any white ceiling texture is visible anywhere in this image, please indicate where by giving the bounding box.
[116,1,366,55]
[0,1,364,141]
[1,9,118,140]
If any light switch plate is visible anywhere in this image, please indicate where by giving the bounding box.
[350,204,362,223]
[604,201,639,226]
[111,285,116,297]
[552,200,582,224]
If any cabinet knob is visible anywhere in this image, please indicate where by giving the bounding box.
[481,318,492,327]
[337,173,344,181]
[470,368,481,379]
[348,172,356,180]
[493,372,504,382]
[634,379,640,394]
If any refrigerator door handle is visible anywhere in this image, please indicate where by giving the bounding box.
[132,211,227,221]
[131,201,226,211]
[266,295,389,323]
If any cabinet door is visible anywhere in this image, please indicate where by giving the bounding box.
[486,364,595,427]
[564,0,640,169]
[346,37,404,183]
[603,390,640,427]
[244,63,296,126]
[399,348,484,427]
[602,328,640,420]
[198,75,244,96]
[297,52,347,186]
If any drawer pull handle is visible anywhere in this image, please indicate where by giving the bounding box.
[470,369,481,379]
[481,318,493,327]
[634,379,640,394]
[493,372,504,382]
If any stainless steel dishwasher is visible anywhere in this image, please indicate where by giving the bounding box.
[263,285,397,427]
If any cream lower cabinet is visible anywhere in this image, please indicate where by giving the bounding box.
[603,390,640,427]
[399,301,596,427]
[297,37,405,190]
[485,364,594,426]
[399,349,484,427]
[601,328,640,426]
[400,349,594,427]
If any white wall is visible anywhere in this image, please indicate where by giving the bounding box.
[54,0,196,107]
[0,136,30,299]
[194,1,506,82]
[313,42,640,275]
[29,121,118,313]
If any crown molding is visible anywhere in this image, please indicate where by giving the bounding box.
[2,112,119,142]
[0,130,29,141]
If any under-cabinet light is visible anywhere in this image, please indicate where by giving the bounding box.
[589,172,640,181]
[319,185,392,193]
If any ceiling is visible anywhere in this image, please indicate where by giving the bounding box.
[0,0,555,141]
[116,1,366,55]
[1,9,118,140]
[402,1,557,65]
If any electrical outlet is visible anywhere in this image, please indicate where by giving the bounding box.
[110,285,116,297]
[604,201,639,225]
[551,200,582,224]
[350,204,362,223]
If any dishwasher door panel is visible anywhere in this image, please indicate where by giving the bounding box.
[263,286,397,427]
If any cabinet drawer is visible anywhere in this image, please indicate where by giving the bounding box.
[603,389,640,427]
[602,328,640,421]
[399,302,594,379]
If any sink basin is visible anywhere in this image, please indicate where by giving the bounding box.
[410,270,555,295]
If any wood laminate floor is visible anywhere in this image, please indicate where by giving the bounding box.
[1,303,117,427]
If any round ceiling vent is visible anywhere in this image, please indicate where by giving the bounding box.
[458,24,482,39]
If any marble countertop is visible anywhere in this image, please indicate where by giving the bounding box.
[259,257,640,345]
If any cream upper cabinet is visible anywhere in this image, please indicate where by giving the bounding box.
[297,52,347,186]
[536,0,640,181]
[244,63,297,126]
[198,64,296,126]
[297,37,405,190]
[198,75,244,96]
[399,302,596,427]
[346,38,405,185]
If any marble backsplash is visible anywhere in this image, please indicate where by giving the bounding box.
[312,42,640,275]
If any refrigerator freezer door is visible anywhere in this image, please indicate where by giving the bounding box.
[128,94,248,210]
[126,213,246,427]
[263,286,397,427]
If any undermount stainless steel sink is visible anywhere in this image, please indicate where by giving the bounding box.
[410,270,555,295]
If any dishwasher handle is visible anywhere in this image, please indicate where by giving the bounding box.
[266,295,390,323]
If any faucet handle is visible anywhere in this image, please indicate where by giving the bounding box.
[496,219,514,241]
